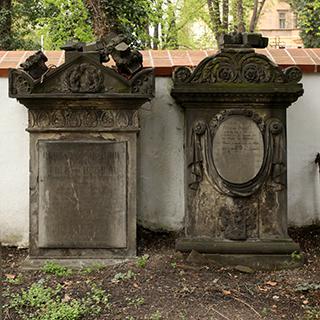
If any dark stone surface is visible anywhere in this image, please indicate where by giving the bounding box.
[9,41,154,265]
[38,141,127,249]
[171,37,304,269]
[221,32,268,49]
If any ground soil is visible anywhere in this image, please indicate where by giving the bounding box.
[2,226,320,320]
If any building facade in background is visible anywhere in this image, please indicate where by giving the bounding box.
[258,0,303,48]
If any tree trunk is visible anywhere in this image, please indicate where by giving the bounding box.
[83,0,112,40]
[237,0,245,32]
[207,0,222,47]
[154,23,159,49]
[249,0,266,32]
[0,0,12,50]
[222,0,229,31]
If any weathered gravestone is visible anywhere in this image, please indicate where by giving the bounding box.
[9,35,154,268]
[171,33,304,269]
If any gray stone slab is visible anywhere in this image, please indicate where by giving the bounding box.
[212,115,264,184]
[38,140,127,249]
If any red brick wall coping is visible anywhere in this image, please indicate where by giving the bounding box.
[1,48,320,77]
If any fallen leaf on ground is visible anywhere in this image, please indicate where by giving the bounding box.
[266,281,278,287]
[62,294,71,302]
[258,286,268,292]
[5,274,16,279]
[222,289,232,296]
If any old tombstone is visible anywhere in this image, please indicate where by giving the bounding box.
[171,33,304,269]
[9,35,154,268]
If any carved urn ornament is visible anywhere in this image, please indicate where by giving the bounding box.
[9,35,154,268]
[171,33,304,269]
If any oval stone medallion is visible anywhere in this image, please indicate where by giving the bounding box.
[212,115,264,184]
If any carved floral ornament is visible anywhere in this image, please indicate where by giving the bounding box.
[28,109,139,130]
[173,51,302,84]
[189,109,286,197]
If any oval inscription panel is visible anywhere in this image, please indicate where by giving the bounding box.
[212,115,264,184]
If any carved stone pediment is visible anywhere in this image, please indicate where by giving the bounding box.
[174,50,302,84]
[171,49,303,106]
[9,53,154,98]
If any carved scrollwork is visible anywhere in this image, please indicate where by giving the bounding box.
[64,63,104,93]
[189,109,286,197]
[28,109,139,130]
[284,66,303,83]
[10,70,34,95]
[175,50,299,85]
[173,67,192,83]
[130,69,154,95]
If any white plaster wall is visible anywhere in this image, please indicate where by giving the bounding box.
[1,74,320,246]
[0,78,29,247]
[287,74,320,226]
[138,77,185,230]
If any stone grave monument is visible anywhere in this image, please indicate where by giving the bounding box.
[9,34,154,268]
[171,33,304,269]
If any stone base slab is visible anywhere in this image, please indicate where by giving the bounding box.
[21,256,134,270]
[176,238,300,254]
[176,238,303,270]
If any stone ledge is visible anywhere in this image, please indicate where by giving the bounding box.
[21,256,134,270]
[176,238,300,254]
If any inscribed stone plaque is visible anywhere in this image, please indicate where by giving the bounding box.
[212,116,264,184]
[38,140,127,248]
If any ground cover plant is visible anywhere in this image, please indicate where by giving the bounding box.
[2,226,320,319]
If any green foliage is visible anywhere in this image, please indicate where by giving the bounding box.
[38,0,95,49]
[295,282,320,292]
[5,281,110,320]
[150,310,162,320]
[87,0,154,48]
[1,0,94,50]
[0,6,12,50]
[304,308,320,320]
[8,282,61,311]
[291,250,302,261]
[126,296,145,307]
[5,274,24,285]
[136,254,150,268]
[41,262,73,277]
[290,0,320,47]
[80,263,106,274]
[112,270,135,283]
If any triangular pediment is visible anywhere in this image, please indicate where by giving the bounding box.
[9,54,154,98]
[34,54,130,94]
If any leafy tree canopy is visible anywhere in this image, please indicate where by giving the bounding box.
[290,0,320,47]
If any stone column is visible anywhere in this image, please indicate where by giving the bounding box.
[171,34,304,270]
[9,42,154,268]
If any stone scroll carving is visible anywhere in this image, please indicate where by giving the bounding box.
[28,109,139,130]
[189,109,286,197]
[9,70,34,95]
[173,51,302,84]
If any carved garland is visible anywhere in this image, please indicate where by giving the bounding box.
[64,63,104,93]
[28,109,139,129]
[189,109,286,197]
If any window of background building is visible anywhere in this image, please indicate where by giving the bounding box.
[279,11,287,29]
